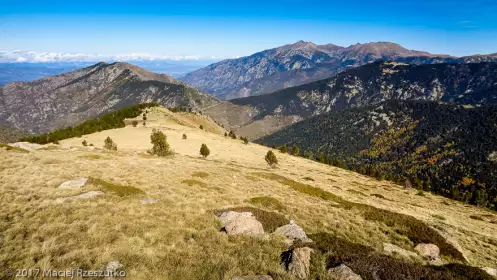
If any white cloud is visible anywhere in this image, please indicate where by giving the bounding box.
[0,51,219,63]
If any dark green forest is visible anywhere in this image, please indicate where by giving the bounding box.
[22,103,159,144]
[258,100,497,211]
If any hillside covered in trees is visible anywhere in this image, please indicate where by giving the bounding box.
[258,100,497,210]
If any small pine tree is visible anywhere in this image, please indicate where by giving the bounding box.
[224,132,228,137]
[280,144,288,154]
[291,145,300,156]
[82,140,88,146]
[265,150,278,167]
[104,136,117,151]
[199,125,204,130]
[182,134,187,140]
[200,144,210,158]
[131,120,139,127]
[149,129,172,156]
[143,113,147,126]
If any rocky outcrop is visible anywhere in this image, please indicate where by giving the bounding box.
[217,211,264,236]
[58,178,88,189]
[281,247,313,279]
[274,220,312,244]
[327,264,362,280]
[414,243,443,265]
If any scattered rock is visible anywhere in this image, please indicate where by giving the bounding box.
[327,264,362,280]
[140,199,159,204]
[274,220,312,243]
[104,260,124,275]
[232,276,273,280]
[8,142,45,151]
[218,211,264,236]
[281,247,313,279]
[481,267,497,277]
[58,178,88,189]
[414,243,440,261]
[382,243,418,260]
[55,191,104,203]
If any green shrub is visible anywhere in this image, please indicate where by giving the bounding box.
[224,132,228,137]
[199,125,204,130]
[279,144,288,153]
[149,129,172,156]
[131,120,139,127]
[265,150,278,166]
[82,140,88,146]
[242,137,249,145]
[104,136,117,151]
[248,196,285,211]
[88,177,144,197]
[200,144,210,158]
[182,134,187,140]
[291,145,300,156]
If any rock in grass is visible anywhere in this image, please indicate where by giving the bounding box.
[274,220,312,243]
[232,276,273,280]
[414,243,443,265]
[58,178,88,189]
[281,247,313,279]
[327,264,362,280]
[218,211,264,236]
[104,260,124,274]
[140,199,159,205]
[383,243,418,260]
[414,243,440,260]
[55,191,104,203]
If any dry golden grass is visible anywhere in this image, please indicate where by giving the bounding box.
[1,108,497,279]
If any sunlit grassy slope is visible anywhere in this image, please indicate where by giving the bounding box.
[1,107,496,279]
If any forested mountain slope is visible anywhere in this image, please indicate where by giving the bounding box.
[258,100,497,210]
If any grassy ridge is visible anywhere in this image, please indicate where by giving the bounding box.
[21,103,159,144]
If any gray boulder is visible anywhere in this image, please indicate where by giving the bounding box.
[327,264,362,280]
[281,247,313,279]
[218,211,264,236]
[140,199,159,205]
[274,220,312,243]
[414,243,443,265]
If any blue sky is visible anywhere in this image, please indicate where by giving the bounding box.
[0,0,496,59]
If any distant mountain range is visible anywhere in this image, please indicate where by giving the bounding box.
[180,41,497,99]
[0,62,218,134]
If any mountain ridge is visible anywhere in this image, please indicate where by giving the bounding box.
[0,62,219,134]
[181,41,497,99]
